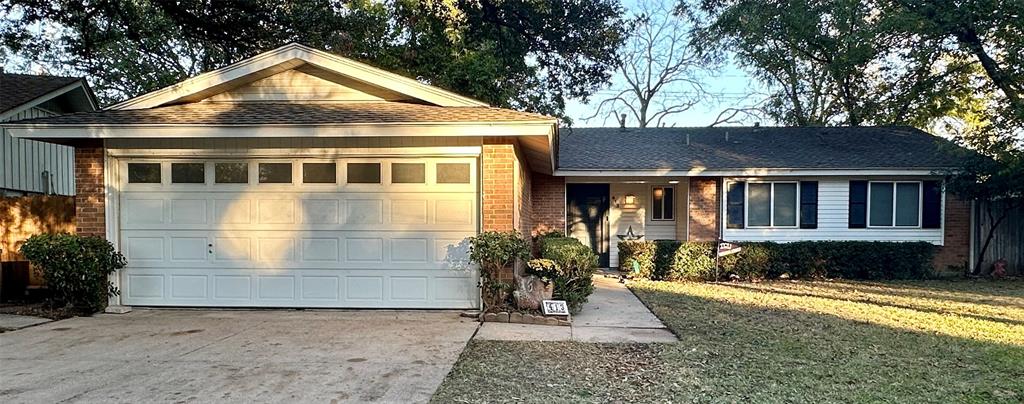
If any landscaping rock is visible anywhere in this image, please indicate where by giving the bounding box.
[495,312,510,322]
[482,313,497,322]
[513,275,553,311]
[509,312,523,323]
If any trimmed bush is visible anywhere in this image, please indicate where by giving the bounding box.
[526,258,560,282]
[618,240,655,278]
[468,231,531,311]
[538,236,598,314]
[19,233,126,313]
[618,239,937,281]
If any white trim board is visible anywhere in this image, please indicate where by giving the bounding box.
[556,168,947,177]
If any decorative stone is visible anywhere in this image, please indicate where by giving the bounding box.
[557,318,572,326]
[509,312,524,323]
[544,317,560,326]
[482,312,497,322]
[495,312,510,322]
[513,275,553,311]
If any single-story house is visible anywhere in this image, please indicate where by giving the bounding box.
[1,72,98,196]
[3,44,969,310]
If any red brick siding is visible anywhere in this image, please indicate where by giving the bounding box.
[75,147,106,238]
[482,140,516,233]
[687,178,720,241]
[933,195,971,273]
[515,147,533,237]
[530,173,565,236]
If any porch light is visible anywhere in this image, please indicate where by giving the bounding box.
[623,194,637,205]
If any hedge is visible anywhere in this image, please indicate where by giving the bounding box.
[618,240,655,278]
[536,236,598,313]
[617,240,937,281]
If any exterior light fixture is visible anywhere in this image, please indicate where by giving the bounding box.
[623,194,637,205]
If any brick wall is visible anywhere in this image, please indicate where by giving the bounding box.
[687,178,719,241]
[482,140,516,233]
[530,173,565,236]
[933,195,971,273]
[75,147,105,238]
[515,147,533,237]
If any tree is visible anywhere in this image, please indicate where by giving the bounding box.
[1,0,626,118]
[585,0,717,128]
[695,0,977,127]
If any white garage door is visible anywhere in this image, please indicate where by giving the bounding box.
[117,157,479,308]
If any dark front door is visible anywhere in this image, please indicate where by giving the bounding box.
[566,183,610,267]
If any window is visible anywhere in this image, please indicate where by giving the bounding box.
[651,187,674,220]
[303,163,336,184]
[258,163,292,184]
[171,163,205,184]
[127,163,160,183]
[391,163,425,184]
[868,181,921,227]
[347,163,381,184]
[215,162,248,184]
[747,182,798,227]
[437,163,471,184]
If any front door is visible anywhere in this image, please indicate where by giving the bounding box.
[566,183,610,267]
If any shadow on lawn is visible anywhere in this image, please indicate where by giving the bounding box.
[715,282,1024,327]
[826,279,1024,305]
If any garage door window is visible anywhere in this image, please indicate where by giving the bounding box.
[171,163,205,184]
[392,163,425,184]
[347,163,381,184]
[303,163,337,184]
[259,163,292,184]
[437,163,471,184]
[215,163,248,184]
[127,163,161,184]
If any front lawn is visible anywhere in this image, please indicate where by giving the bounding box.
[432,279,1024,403]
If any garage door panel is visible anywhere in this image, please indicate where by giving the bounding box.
[119,157,478,308]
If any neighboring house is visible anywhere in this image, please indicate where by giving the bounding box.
[2,44,970,310]
[1,73,97,196]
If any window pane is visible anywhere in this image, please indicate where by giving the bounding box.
[171,163,205,184]
[347,163,381,184]
[663,187,674,219]
[748,183,771,226]
[259,163,292,184]
[652,187,665,220]
[303,163,336,184]
[869,182,894,226]
[437,163,471,184]
[773,183,797,226]
[215,162,248,184]
[127,163,160,183]
[895,183,920,226]
[392,163,425,184]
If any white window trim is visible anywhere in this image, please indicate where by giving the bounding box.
[745,181,800,229]
[651,186,675,221]
[867,181,923,228]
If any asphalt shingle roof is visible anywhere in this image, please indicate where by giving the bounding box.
[558,126,961,171]
[8,102,554,125]
[0,73,81,113]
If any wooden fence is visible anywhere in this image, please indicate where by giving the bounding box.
[974,200,1024,276]
[0,195,75,286]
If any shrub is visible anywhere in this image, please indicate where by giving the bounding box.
[653,240,682,280]
[668,242,717,281]
[19,233,126,313]
[538,236,598,314]
[617,240,655,279]
[525,258,560,282]
[468,231,530,311]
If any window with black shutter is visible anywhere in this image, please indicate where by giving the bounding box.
[922,181,942,228]
[799,181,818,229]
[849,181,868,228]
[726,181,745,229]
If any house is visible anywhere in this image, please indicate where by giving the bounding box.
[2,44,969,310]
[1,72,98,196]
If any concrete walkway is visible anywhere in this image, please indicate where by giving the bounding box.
[0,313,51,331]
[475,273,677,343]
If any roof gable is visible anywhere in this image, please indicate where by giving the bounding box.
[109,43,487,110]
[0,73,96,117]
[203,66,410,103]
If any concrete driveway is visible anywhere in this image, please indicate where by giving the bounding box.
[0,309,478,403]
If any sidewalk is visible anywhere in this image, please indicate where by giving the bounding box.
[475,273,677,343]
[0,313,52,331]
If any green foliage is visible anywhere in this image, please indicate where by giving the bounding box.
[1,0,626,118]
[621,240,936,281]
[617,240,655,279]
[538,236,598,314]
[468,231,530,310]
[19,233,125,313]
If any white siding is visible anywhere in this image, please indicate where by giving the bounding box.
[0,107,75,195]
[722,176,944,245]
[204,69,406,103]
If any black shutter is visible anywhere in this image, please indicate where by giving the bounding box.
[800,181,818,229]
[849,181,868,228]
[726,181,745,229]
[922,181,942,228]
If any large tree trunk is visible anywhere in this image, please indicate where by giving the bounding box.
[973,203,1009,275]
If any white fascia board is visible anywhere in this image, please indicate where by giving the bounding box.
[554,168,945,177]
[108,43,488,110]
[0,80,93,121]
[6,122,555,139]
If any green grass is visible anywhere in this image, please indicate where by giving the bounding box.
[432,279,1024,403]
